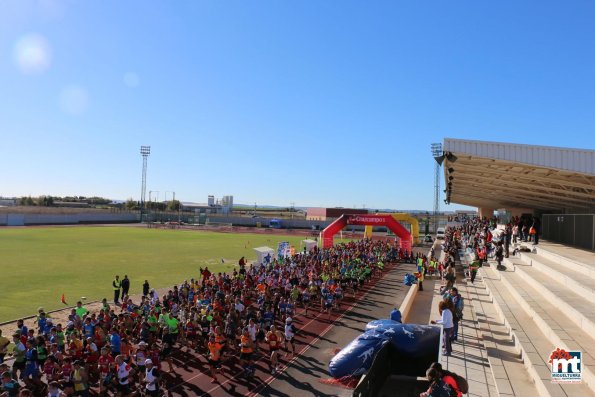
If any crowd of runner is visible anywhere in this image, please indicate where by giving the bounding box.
[0,239,402,397]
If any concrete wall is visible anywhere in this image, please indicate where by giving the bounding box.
[205,215,375,231]
[206,215,334,229]
[0,212,138,226]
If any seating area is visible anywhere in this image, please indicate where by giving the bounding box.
[477,241,595,396]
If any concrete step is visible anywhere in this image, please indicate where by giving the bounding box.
[504,257,595,337]
[480,266,595,397]
[467,276,540,396]
[517,251,595,304]
[535,243,595,266]
[490,264,595,395]
[533,245,595,279]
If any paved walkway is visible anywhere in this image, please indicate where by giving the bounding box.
[432,272,498,397]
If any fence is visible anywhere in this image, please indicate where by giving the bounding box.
[0,212,138,226]
[541,214,595,251]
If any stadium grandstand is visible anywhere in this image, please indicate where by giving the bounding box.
[382,138,595,397]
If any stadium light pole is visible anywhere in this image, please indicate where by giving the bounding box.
[140,146,151,222]
[431,143,443,234]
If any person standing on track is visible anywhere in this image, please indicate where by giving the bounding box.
[265,325,284,374]
[112,275,121,305]
[142,280,150,297]
[121,275,130,298]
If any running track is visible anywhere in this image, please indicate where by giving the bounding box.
[157,257,417,397]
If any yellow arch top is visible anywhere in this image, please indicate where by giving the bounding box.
[364,213,420,245]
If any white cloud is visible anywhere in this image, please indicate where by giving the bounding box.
[13,33,52,75]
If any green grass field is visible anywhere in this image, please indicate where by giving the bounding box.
[0,226,325,322]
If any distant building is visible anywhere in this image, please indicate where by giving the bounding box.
[0,198,17,206]
[181,194,234,214]
[180,202,214,213]
[306,207,368,221]
[221,195,233,214]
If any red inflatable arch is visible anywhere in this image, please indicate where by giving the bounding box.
[321,214,412,252]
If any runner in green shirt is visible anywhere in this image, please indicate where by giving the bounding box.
[147,313,158,333]
[75,301,89,319]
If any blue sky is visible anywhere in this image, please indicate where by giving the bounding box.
[1,1,594,210]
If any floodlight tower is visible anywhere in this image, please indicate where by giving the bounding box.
[140,146,151,222]
[431,143,443,234]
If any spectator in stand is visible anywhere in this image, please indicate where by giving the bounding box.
[429,362,465,397]
[443,288,463,341]
[469,255,480,284]
[495,241,505,270]
[512,223,519,244]
[440,266,456,295]
[531,217,541,245]
[419,367,454,397]
[504,225,512,258]
[431,300,454,356]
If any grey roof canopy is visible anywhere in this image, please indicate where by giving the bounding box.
[442,138,595,212]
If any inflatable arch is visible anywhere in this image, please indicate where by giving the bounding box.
[321,214,412,251]
[364,213,420,245]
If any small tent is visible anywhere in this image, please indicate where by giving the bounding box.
[302,239,318,252]
[253,246,275,267]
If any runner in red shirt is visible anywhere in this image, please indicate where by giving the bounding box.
[97,347,114,395]
[265,325,285,374]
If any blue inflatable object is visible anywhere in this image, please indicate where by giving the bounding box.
[328,330,389,378]
[404,273,417,286]
[329,323,441,378]
[366,319,401,331]
[390,309,402,323]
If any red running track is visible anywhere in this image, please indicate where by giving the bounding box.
[159,264,397,397]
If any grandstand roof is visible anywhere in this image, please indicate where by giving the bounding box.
[441,138,595,212]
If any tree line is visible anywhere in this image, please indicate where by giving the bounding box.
[17,195,112,207]
[16,196,181,211]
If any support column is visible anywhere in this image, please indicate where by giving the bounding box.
[478,207,495,219]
